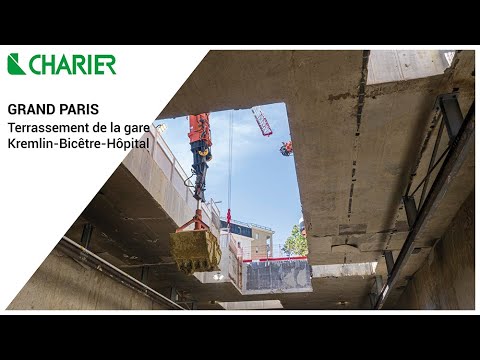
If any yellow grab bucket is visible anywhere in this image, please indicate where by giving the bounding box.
[169,230,221,275]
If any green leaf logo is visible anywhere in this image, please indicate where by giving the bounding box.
[8,53,26,75]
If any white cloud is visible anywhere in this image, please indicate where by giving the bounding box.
[210,110,263,174]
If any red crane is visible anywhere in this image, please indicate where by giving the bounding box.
[251,106,273,136]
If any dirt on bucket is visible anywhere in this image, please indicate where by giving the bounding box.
[169,230,221,275]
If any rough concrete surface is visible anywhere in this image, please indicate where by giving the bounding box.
[244,260,312,294]
[8,249,168,310]
[395,192,474,309]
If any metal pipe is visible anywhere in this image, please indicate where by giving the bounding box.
[58,236,185,310]
[375,101,474,309]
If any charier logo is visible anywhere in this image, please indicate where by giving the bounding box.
[7,53,116,75]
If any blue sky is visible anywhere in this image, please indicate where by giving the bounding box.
[155,103,301,250]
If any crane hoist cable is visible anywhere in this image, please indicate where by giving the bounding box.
[227,110,233,232]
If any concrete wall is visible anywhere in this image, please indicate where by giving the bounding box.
[395,191,475,310]
[243,260,312,294]
[8,250,169,310]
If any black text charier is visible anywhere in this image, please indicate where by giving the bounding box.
[8,104,99,115]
